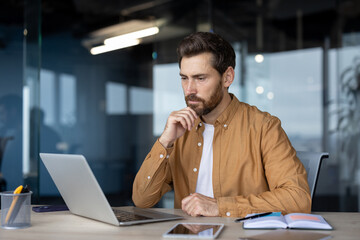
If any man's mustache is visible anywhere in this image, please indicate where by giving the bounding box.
[185,94,204,103]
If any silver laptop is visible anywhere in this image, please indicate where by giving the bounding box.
[39,153,183,226]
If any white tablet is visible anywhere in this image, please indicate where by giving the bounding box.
[163,223,225,239]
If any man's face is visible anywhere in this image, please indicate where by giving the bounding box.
[180,52,225,116]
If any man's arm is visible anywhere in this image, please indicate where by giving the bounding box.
[132,107,198,208]
[132,140,173,208]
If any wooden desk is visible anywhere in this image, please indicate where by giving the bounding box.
[0,207,359,239]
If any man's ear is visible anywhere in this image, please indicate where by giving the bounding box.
[223,67,235,88]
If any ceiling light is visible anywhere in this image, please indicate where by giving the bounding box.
[82,19,166,53]
[256,86,264,94]
[90,39,140,55]
[255,54,264,63]
[104,27,159,45]
[82,19,192,55]
[267,92,274,100]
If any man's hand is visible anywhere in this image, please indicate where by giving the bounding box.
[181,193,219,217]
[159,107,198,148]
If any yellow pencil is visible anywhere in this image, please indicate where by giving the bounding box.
[4,185,23,224]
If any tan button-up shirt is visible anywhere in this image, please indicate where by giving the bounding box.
[133,95,311,217]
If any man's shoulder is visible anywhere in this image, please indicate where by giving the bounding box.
[235,101,280,125]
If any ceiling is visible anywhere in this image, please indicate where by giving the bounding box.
[1,0,360,53]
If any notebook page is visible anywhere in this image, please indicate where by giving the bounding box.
[285,213,333,230]
[243,212,287,229]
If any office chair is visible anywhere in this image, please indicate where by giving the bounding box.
[296,151,329,199]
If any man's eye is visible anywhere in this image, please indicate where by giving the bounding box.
[198,77,205,81]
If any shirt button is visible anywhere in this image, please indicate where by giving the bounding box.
[226,212,231,216]
[197,142,202,147]
[160,154,164,158]
[199,122,202,126]
[193,168,197,172]
[224,124,228,128]
[166,154,170,159]
[147,176,151,179]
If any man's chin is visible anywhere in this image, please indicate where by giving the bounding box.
[188,105,204,116]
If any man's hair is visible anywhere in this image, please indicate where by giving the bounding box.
[177,32,235,75]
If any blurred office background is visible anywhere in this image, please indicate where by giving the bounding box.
[0,0,359,211]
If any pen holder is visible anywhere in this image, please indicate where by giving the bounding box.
[0,191,32,229]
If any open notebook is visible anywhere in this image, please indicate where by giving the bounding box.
[39,153,183,226]
[243,212,333,230]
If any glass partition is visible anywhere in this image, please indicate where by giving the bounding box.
[0,0,41,203]
[244,49,323,151]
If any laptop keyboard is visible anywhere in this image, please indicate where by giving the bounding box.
[113,209,151,222]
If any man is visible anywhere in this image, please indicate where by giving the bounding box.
[132,32,311,217]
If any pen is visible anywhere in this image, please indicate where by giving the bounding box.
[8,185,31,224]
[4,185,23,224]
[234,212,273,222]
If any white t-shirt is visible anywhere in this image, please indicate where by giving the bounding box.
[195,123,214,198]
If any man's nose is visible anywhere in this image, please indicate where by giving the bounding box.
[185,79,197,94]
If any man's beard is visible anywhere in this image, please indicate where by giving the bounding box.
[185,81,224,116]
